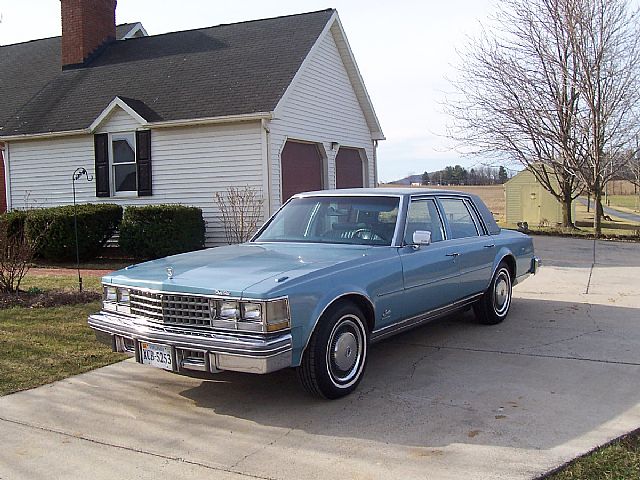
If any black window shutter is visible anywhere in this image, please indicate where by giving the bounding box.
[94,133,110,197]
[136,130,152,196]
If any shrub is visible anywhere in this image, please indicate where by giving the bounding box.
[24,204,122,262]
[0,211,49,293]
[119,205,205,259]
[214,186,264,244]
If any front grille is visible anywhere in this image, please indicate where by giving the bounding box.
[130,290,212,328]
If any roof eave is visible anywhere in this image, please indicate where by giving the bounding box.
[0,112,274,141]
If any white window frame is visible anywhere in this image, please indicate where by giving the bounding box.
[109,132,137,197]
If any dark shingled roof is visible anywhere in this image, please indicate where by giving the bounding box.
[0,10,335,136]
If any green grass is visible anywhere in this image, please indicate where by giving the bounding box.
[607,195,640,211]
[20,274,103,293]
[546,431,640,479]
[0,301,126,396]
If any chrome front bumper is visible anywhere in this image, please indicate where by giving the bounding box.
[88,311,292,375]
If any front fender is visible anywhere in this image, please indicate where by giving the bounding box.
[288,283,374,366]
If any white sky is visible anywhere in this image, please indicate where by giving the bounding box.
[0,0,495,182]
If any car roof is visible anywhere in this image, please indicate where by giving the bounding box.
[294,188,473,198]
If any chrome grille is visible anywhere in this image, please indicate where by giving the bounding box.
[130,290,211,327]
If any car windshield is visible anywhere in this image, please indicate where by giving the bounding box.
[254,196,400,246]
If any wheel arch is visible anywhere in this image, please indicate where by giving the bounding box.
[297,292,375,365]
[494,251,517,283]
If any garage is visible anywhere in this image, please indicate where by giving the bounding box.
[335,147,364,189]
[281,141,324,201]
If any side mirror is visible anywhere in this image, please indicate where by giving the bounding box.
[412,230,431,248]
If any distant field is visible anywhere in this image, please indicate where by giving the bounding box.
[607,194,640,212]
[381,184,506,224]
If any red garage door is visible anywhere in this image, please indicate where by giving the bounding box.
[336,148,364,189]
[281,141,323,201]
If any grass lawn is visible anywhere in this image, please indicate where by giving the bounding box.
[20,273,103,293]
[0,301,126,396]
[606,194,640,212]
[0,271,125,396]
[545,431,640,479]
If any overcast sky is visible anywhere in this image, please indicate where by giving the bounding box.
[0,0,496,182]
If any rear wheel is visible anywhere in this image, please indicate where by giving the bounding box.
[474,261,512,325]
[297,302,369,399]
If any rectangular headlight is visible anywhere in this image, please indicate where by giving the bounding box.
[241,302,262,322]
[104,286,117,302]
[219,301,239,320]
[265,298,290,332]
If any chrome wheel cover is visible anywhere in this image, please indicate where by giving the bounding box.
[326,315,366,388]
[493,269,511,316]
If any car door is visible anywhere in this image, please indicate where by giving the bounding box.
[436,196,495,298]
[395,197,460,324]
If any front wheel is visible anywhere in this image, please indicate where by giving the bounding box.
[474,262,512,325]
[297,302,369,399]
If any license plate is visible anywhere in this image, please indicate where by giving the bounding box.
[140,342,173,370]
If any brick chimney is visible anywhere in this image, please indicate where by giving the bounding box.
[61,0,117,69]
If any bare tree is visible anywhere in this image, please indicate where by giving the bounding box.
[565,0,640,233]
[447,0,587,227]
[214,186,264,244]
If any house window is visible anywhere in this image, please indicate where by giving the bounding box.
[94,130,152,198]
[111,133,137,193]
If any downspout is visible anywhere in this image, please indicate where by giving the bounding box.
[2,142,11,211]
[373,140,379,187]
[261,119,273,216]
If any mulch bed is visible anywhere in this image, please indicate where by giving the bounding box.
[0,290,101,309]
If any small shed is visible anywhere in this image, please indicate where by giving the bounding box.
[504,169,574,226]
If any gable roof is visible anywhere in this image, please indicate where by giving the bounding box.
[0,10,342,138]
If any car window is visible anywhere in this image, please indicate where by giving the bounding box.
[404,198,445,245]
[255,196,400,246]
[438,197,480,239]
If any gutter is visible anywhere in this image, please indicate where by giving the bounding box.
[0,112,274,141]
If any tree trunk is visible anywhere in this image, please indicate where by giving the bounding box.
[594,188,603,236]
[561,196,573,228]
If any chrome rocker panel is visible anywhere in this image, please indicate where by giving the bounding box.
[88,311,292,375]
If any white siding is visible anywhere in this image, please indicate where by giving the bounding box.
[8,120,264,246]
[268,24,375,212]
[96,106,142,133]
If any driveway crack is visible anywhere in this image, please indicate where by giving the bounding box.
[0,416,278,480]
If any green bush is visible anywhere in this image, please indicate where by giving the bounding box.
[2,210,28,238]
[24,204,122,262]
[119,205,205,259]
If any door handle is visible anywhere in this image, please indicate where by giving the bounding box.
[446,252,460,257]
[483,244,496,248]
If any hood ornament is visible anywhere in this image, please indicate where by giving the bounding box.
[166,267,174,279]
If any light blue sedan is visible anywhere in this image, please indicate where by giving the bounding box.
[89,189,540,399]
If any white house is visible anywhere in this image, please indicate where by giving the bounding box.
[0,1,384,246]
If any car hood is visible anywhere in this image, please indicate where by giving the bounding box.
[104,242,374,298]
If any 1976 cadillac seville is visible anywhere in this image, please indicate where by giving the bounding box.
[89,188,540,398]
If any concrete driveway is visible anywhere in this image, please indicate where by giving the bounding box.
[1,236,639,480]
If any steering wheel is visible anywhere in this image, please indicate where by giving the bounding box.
[352,228,388,242]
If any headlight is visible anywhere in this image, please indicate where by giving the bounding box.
[211,298,290,333]
[104,286,117,302]
[241,302,262,322]
[219,301,239,320]
[103,285,131,314]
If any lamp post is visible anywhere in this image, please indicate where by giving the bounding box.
[72,167,93,292]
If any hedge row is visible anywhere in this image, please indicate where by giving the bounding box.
[0,204,205,262]
[119,205,206,259]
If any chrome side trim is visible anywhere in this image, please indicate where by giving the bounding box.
[370,293,483,343]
